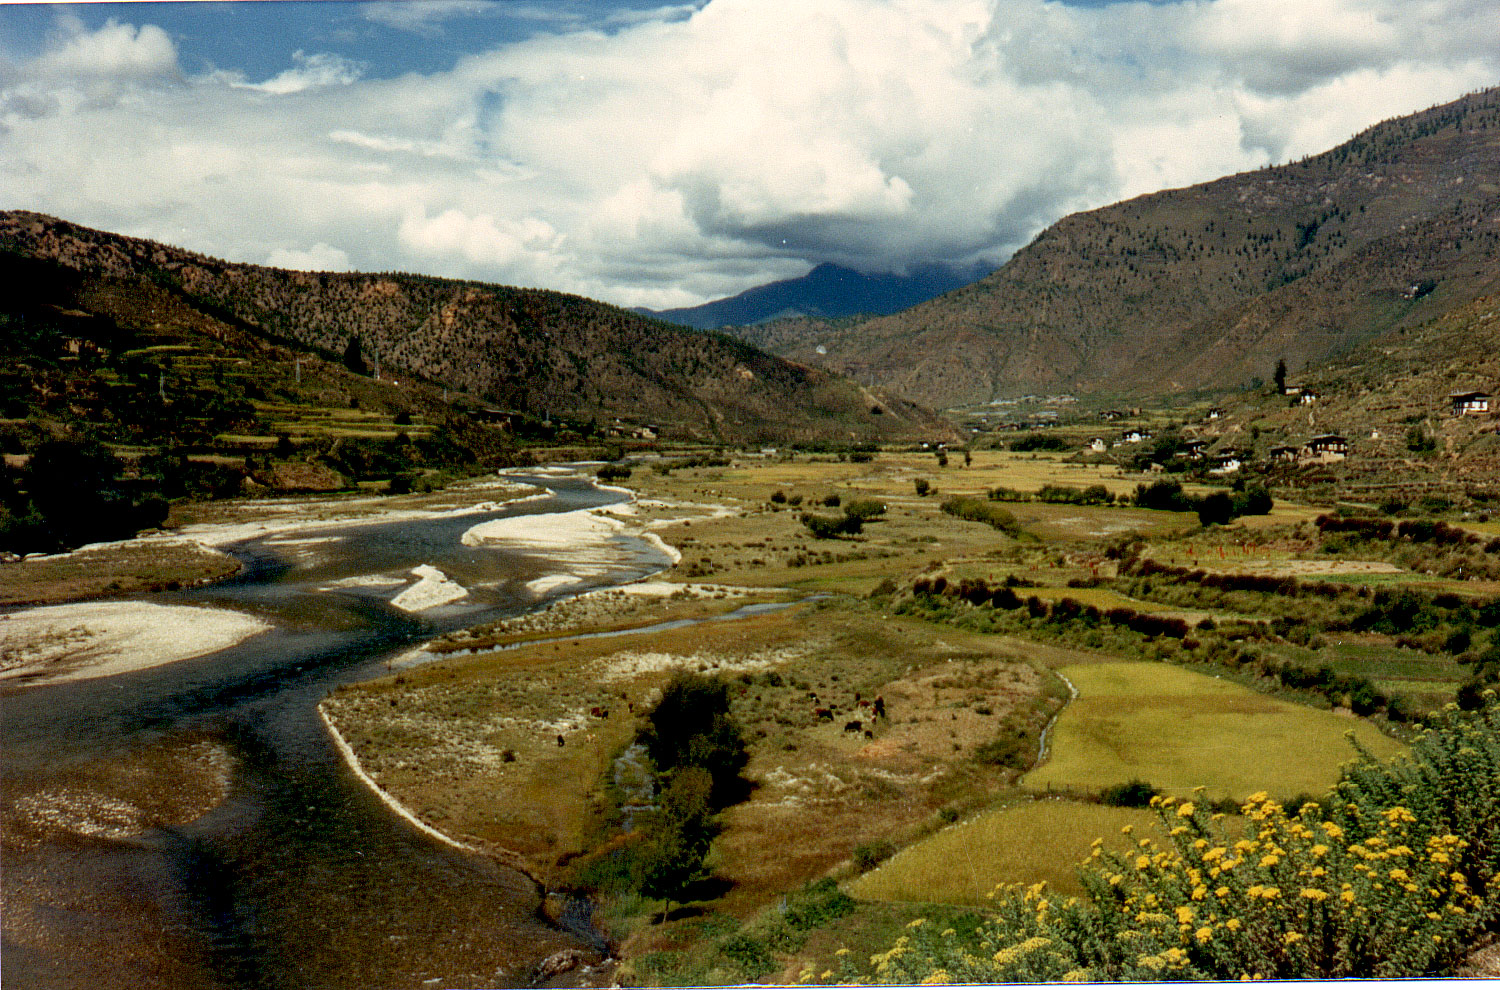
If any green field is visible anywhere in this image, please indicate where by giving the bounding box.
[1023,662,1405,801]
[850,800,1159,903]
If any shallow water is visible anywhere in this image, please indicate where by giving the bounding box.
[1,476,670,990]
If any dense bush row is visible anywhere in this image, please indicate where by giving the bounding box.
[941,496,1022,536]
[1135,480,1273,525]
[848,697,1500,982]
[1317,514,1500,554]
[900,578,1408,719]
[989,484,1114,505]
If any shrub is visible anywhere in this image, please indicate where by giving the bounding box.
[853,839,897,871]
[596,463,632,482]
[941,496,1021,536]
[914,478,931,497]
[843,497,887,520]
[1011,433,1069,452]
[802,512,862,539]
[1135,479,1194,512]
[1099,779,1159,807]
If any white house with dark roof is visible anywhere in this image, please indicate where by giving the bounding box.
[1304,434,1348,462]
[1208,451,1242,474]
[1450,390,1491,416]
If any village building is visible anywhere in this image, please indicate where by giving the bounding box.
[1206,407,1224,420]
[1176,439,1207,460]
[1208,451,1242,475]
[1299,390,1320,405]
[1088,437,1107,453]
[1303,434,1348,462]
[1122,428,1151,444]
[1269,444,1301,463]
[1450,390,1491,416]
[1281,383,1304,397]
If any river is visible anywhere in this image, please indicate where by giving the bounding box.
[1,474,672,990]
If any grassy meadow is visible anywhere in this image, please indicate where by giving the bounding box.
[1023,662,1405,802]
[850,800,1161,903]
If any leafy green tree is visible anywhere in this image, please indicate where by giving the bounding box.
[1196,491,1235,526]
[8,439,167,552]
[342,335,366,375]
[635,766,720,919]
[637,672,748,808]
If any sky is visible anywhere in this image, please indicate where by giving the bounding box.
[1,0,1497,310]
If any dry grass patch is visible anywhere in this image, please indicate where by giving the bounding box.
[327,603,1062,910]
[0,540,241,606]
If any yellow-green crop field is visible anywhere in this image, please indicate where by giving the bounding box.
[1023,662,1406,801]
[850,800,1160,903]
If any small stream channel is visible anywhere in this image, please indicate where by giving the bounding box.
[0,475,672,990]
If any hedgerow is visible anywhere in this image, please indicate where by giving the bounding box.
[939,496,1022,536]
[840,696,1500,983]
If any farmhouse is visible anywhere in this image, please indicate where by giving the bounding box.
[1176,439,1207,460]
[1450,390,1491,416]
[1304,434,1348,462]
[1269,444,1301,463]
[1206,407,1224,420]
[1122,428,1151,444]
[1208,452,1242,475]
[1088,437,1107,453]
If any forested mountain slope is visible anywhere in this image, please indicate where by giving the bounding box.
[0,212,949,444]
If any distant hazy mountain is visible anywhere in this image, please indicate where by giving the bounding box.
[643,262,983,329]
[0,212,955,445]
[753,87,1500,408]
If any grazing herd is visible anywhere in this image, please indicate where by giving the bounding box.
[811,691,886,739]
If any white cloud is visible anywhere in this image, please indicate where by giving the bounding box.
[266,242,352,271]
[235,51,366,94]
[3,2,1497,309]
[32,17,178,80]
[362,1,500,36]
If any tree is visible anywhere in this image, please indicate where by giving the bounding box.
[1196,491,1235,526]
[635,766,720,920]
[637,672,748,807]
[1274,357,1287,394]
[10,439,167,551]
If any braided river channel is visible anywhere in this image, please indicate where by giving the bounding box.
[2,475,672,989]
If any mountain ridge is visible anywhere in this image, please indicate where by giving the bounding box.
[750,87,1500,408]
[0,211,955,445]
[640,262,982,330]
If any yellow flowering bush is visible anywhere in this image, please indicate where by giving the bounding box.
[849,696,1499,983]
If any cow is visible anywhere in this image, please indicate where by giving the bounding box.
[843,719,863,734]
[813,707,833,721]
